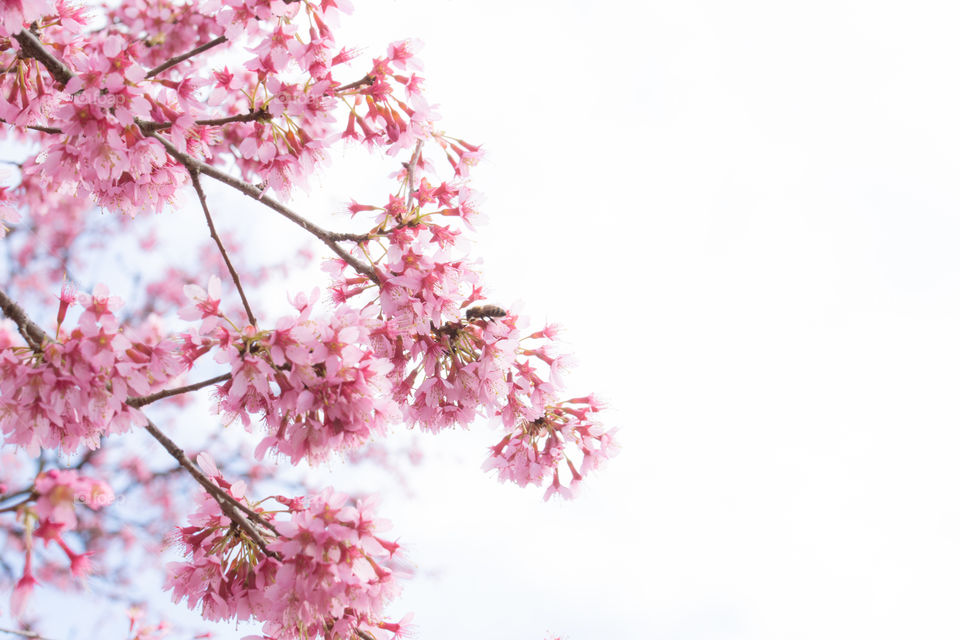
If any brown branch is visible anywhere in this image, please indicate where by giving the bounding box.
[127,372,232,408]
[0,626,54,640]
[23,123,60,134]
[141,417,281,553]
[5,32,378,285]
[0,286,278,556]
[0,287,49,350]
[335,74,374,94]
[145,35,228,78]
[0,486,36,504]
[0,119,62,134]
[0,494,35,514]
[138,109,272,133]
[143,128,379,282]
[13,30,75,86]
[189,169,258,326]
[405,139,424,210]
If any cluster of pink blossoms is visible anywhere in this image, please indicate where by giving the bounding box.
[337,176,617,498]
[167,459,407,640]
[1,0,430,211]
[180,279,399,464]
[0,284,183,455]
[484,396,618,500]
[12,469,114,616]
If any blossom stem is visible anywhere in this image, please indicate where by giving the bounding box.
[145,35,228,78]
[189,169,258,327]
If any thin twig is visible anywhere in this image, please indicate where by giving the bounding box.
[0,119,62,134]
[189,169,258,326]
[0,627,53,640]
[144,129,379,282]
[22,123,61,134]
[405,139,424,210]
[11,110,272,137]
[335,74,374,94]
[127,372,232,408]
[138,109,272,133]
[0,494,35,514]
[0,486,35,504]
[145,35,228,78]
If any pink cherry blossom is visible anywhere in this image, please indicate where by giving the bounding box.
[0,285,184,454]
[167,484,407,640]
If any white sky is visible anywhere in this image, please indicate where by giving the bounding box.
[323,1,960,639]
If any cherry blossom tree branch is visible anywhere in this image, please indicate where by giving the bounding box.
[0,494,35,514]
[405,140,423,210]
[0,285,278,554]
[189,169,258,326]
[334,74,374,94]
[0,287,48,350]
[0,119,62,134]
[3,111,273,136]
[8,31,379,288]
[138,109,273,133]
[140,417,281,554]
[0,486,36,504]
[127,372,232,408]
[12,30,74,86]
[145,35,228,78]
[0,626,53,640]
[144,130,379,282]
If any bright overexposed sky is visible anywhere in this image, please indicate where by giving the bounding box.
[322,2,960,639]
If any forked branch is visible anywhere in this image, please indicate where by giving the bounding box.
[146,131,378,282]
[189,169,258,327]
